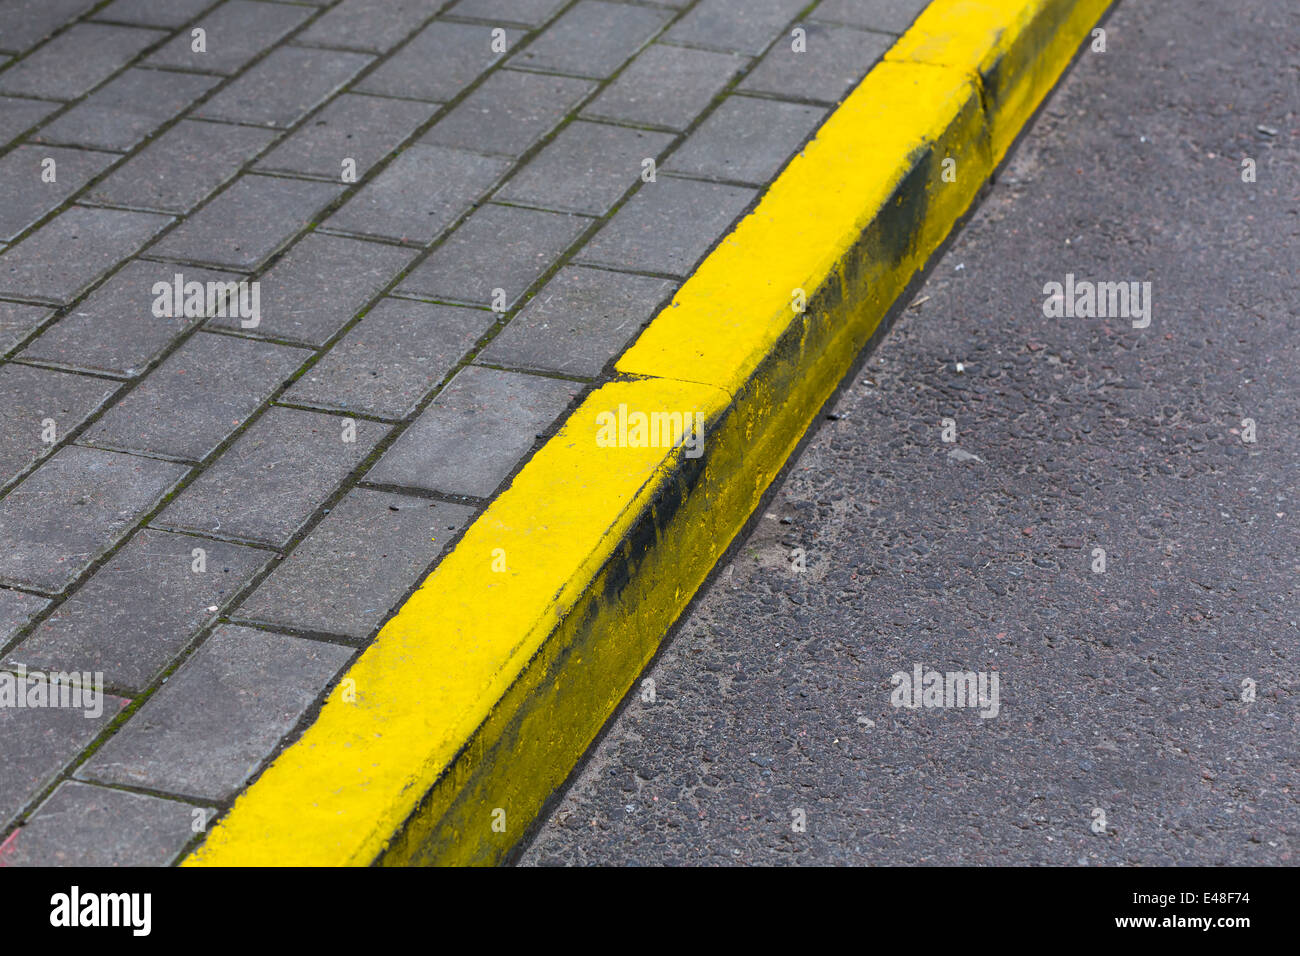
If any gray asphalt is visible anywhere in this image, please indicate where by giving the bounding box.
[519,0,1300,866]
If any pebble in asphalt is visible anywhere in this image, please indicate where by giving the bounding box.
[520,0,1300,865]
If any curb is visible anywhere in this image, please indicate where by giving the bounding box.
[186,0,1115,866]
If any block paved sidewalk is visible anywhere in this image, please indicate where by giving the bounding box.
[0,0,930,865]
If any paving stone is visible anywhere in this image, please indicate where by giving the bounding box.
[145,0,314,75]
[582,43,747,132]
[32,68,218,152]
[812,0,930,33]
[284,298,491,420]
[0,301,52,355]
[0,0,98,54]
[0,364,120,488]
[448,0,567,27]
[255,93,437,180]
[206,231,416,345]
[83,120,277,214]
[77,624,352,801]
[296,0,441,53]
[149,174,343,269]
[366,365,578,497]
[740,20,890,102]
[354,20,521,102]
[0,23,165,100]
[19,261,236,376]
[479,265,672,377]
[0,206,172,305]
[97,0,220,28]
[0,780,197,866]
[233,489,474,639]
[154,405,387,548]
[0,588,49,645]
[512,0,669,78]
[325,143,509,243]
[419,68,594,158]
[495,121,674,216]
[0,147,117,241]
[0,96,60,144]
[664,95,825,184]
[7,529,271,693]
[193,46,374,129]
[665,0,806,55]
[0,146,118,242]
[81,332,310,461]
[0,689,126,829]
[576,176,755,277]
[395,202,588,309]
[0,446,188,593]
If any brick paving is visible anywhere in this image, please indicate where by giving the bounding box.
[0,0,928,865]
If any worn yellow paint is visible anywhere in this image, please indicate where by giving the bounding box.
[618,57,992,541]
[616,59,988,392]
[886,0,1114,162]
[187,0,1112,866]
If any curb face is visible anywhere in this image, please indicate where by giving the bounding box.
[186,0,1114,867]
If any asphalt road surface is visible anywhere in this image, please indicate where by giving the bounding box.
[519,0,1299,866]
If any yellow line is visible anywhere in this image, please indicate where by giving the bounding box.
[187,0,1113,866]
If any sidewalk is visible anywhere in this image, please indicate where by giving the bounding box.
[0,0,929,866]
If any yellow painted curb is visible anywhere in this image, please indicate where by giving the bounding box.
[186,0,1113,867]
